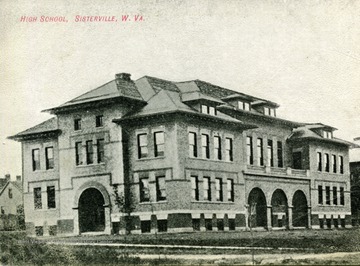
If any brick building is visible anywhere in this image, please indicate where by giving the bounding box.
[9,73,352,236]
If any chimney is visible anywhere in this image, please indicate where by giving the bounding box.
[16,175,21,182]
[4,174,10,181]
[115,73,131,82]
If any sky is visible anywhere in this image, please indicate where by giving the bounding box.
[1,0,360,178]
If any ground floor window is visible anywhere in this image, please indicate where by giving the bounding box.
[141,220,151,233]
[157,220,167,232]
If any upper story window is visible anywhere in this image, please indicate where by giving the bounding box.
[246,136,253,165]
[257,138,264,166]
[227,179,234,202]
[139,177,150,202]
[324,153,330,172]
[188,132,197,158]
[277,141,283,168]
[323,130,332,139]
[325,186,331,205]
[97,139,105,163]
[47,186,56,209]
[154,131,165,157]
[86,140,94,164]
[201,104,217,116]
[137,133,148,159]
[45,147,54,170]
[317,152,322,171]
[8,188,12,199]
[264,107,276,117]
[203,176,211,201]
[215,178,223,201]
[267,139,274,167]
[340,187,345,205]
[201,134,210,159]
[75,142,83,165]
[225,138,233,161]
[32,149,40,171]
[292,151,302,169]
[214,136,222,160]
[191,176,199,201]
[34,187,42,209]
[332,155,337,173]
[156,176,166,201]
[333,186,338,205]
[74,118,81,131]
[238,101,251,111]
[318,185,323,204]
[339,155,344,174]
[96,115,104,127]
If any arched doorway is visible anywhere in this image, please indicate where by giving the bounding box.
[248,188,267,228]
[292,190,308,227]
[78,188,105,233]
[271,189,288,228]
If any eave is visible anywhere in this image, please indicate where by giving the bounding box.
[8,130,61,142]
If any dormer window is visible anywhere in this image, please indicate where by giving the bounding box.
[264,107,276,117]
[238,101,251,111]
[201,104,217,116]
[323,130,332,139]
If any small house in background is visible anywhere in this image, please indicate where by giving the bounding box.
[0,174,23,230]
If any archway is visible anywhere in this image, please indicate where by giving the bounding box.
[292,190,308,227]
[78,188,105,233]
[271,189,288,228]
[248,188,267,228]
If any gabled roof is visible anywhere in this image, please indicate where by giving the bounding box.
[8,118,59,141]
[0,180,22,197]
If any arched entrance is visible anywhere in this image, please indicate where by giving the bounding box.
[292,190,308,227]
[78,188,105,233]
[248,188,267,228]
[271,189,288,228]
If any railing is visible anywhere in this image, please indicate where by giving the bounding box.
[245,165,309,178]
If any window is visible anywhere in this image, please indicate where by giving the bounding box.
[318,185,323,204]
[214,136,222,160]
[332,155,337,173]
[141,221,151,233]
[45,147,54,170]
[323,130,332,139]
[32,149,40,171]
[333,187,338,205]
[95,115,103,127]
[192,219,200,231]
[201,134,210,159]
[238,101,251,111]
[74,118,81,131]
[75,142,82,165]
[201,104,216,115]
[325,186,330,205]
[47,186,56,209]
[317,152,322,171]
[225,138,233,161]
[203,176,211,201]
[139,178,150,202]
[246,136,253,165]
[156,176,166,201]
[277,141,283,168]
[188,132,197,157]
[339,156,344,174]
[217,219,224,231]
[227,179,234,202]
[340,187,344,205]
[8,188,12,199]
[205,219,213,231]
[324,153,329,172]
[97,139,105,163]
[191,176,199,201]
[264,107,276,117]
[157,220,167,232]
[267,139,274,167]
[257,138,263,166]
[137,133,148,159]
[34,187,42,209]
[215,178,223,201]
[86,140,93,164]
[154,131,165,157]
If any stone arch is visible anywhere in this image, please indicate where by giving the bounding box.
[248,188,267,228]
[73,181,110,208]
[271,189,288,228]
[292,190,308,227]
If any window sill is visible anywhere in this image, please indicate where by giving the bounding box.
[76,163,105,168]
[188,157,234,163]
[191,201,234,204]
[139,201,167,205]
[137,156,165,161]
[32,169,56,173]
